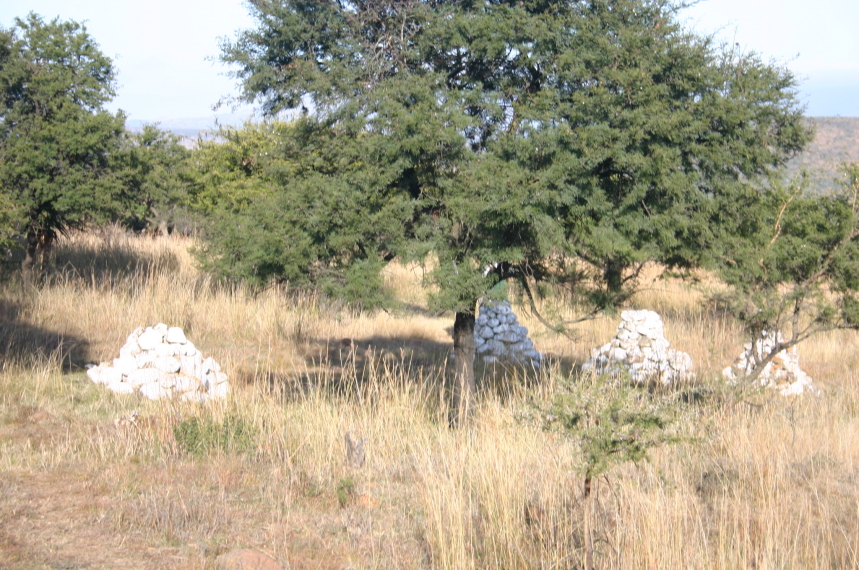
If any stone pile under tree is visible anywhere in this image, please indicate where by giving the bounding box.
[722,331,816,396]
[473,301,544,367]
[86,324,229,402]
[582,310,694,384]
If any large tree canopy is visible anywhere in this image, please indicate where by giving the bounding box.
[218,0,811,422]
[0,13,126,277]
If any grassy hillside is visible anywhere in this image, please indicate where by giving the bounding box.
[1,230,858,569]
[788,117,859,192]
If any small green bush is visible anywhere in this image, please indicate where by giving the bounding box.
[173,413,257,456]
[336,476,356,507]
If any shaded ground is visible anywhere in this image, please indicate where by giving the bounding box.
[0,300,91,370]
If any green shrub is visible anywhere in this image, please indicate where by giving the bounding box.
[172,413,257,456]
[336,476,356,507]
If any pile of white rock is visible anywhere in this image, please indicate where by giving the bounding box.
[582,310,693,384]
[722,331,816,396]
[474,301,544,366]
[86,323,229,402]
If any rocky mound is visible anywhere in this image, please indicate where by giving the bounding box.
[582,310,693,384]
[474,301,543,366]
[86,323,229,402]
[722,331,816,396]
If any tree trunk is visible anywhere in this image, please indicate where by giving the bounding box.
[583,474,594,570]
[21,226,55,284]
[451,310,476,426]
[604,259,624,295]
[21,228,41,284]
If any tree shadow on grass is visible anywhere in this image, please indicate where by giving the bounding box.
[235,334,453,400]
[0,300,90,370]
[46,234,181,285]
[238,333,577,405]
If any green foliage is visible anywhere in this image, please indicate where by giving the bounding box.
[541,373,682,488]
[218,0,809,312]
[0,13,127,273]
[188,120,403,307]
[112,124,190,232]
[713,164,859,378]
[186,121,296,214]
[336,476,356,507]
[172,413,257,456]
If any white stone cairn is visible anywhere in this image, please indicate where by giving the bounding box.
[85,324,230,402]
[722,331,816,396]
[474,301,544,367]
[582,310,693,384]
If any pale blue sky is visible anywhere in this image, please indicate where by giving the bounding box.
[2,0,857,125]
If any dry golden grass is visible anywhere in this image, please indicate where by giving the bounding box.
[0,229,858,569]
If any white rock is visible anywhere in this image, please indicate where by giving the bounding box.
[209,371,229,385]
[154,343,177,357]
[86,366,105,384]
[165,327,187,344]
[209,382,230,399]
[138,328,164,350]
[113,356,137,376]
[127,368,166,388]
[88,365,122,385]
[118,341,141,358]
[140,383,172,400]
[135,352,157,369]
[106,381,135,395]
[154,323,169,334]
[154,356,181,374]
[158,374,178,388]
[173,376,202,393]
[202,357,221,373]
[127,327,145,341]
[180,353,203,378]
[612,347,628,362]
[181,391,209,403]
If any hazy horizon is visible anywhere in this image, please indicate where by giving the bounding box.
[4,0,852,126]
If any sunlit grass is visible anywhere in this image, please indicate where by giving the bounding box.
[0,229,857,568]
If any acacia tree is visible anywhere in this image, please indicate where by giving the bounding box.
[218,0,809,423]
[0,13,126,278]
[714,165,859,382]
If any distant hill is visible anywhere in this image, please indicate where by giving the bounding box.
[787,117,859,193]
[126,112,255,140]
